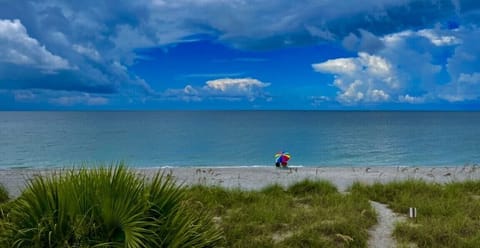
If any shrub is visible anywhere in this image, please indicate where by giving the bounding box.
[0,164,222,247]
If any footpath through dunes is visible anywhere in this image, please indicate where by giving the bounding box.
[368,201,407,248]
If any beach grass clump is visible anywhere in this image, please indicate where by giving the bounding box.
[0,164,223,248]
[0,183,9,241]
[186,179,376,247]
[0,183,8,204]
[350,180,480,248]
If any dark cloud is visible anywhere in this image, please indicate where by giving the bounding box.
[0,63,116,93]
[342,29,385,53]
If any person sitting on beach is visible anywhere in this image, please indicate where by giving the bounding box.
[275,162,281,167]
[281,162,288,167]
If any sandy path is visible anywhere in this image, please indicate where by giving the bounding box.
[368,201,406,248]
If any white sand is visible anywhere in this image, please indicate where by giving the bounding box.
[2,165,480,198]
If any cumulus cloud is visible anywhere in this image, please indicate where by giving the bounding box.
[313,52,398,104]
[0,19,70,71]
[313,24,480,106]
[165,77,270,102]
[205,78,269,94]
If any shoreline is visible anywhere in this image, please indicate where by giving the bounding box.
[1,165,480,198]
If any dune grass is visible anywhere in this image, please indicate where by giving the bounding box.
[0,183,8,204]
[185,179,376,247]
[350,180,480,248]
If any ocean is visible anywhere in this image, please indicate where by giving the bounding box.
[1,111,479,168]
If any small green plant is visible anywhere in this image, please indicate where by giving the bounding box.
[0,163,223,247]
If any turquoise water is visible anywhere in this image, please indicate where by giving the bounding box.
[1,111,479,168]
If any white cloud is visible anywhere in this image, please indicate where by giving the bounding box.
[312,58,359,75]
[382,30,414,46]
[370,89,390,102]
[0,19,70,71]
[315,26,480,106]
[313,52,398,104]
[418,29,461,46]
[205,78,269,93]
[164,77,270,102]
[336,79,365,103]
[358,52,393,78]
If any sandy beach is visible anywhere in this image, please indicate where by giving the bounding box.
[2,165,480,198]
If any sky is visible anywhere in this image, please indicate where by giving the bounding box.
[1,0,480,110]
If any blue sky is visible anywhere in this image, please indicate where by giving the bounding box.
[1,0,480,110]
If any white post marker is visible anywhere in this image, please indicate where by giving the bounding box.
[409,207,417,218]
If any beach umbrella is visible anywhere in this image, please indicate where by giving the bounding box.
[275,151,291,165]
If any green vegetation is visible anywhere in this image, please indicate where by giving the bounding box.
[185,179,376,247]
[0,164,222,248]
[350,180,480,248]
[3,165,480,248]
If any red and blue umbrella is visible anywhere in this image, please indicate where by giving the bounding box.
[275,151,291,165]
